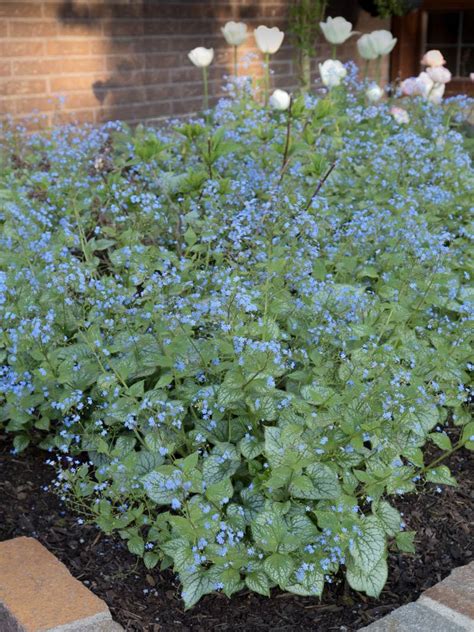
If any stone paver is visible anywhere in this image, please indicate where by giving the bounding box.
[0,537,123,632]
[360,602,468,631]
[360,562,474,631]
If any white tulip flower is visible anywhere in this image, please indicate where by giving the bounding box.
[254,25,284,54]
[254,26,284,105]
[221,21,247,47]
[369,30,397,56]
[366,83,384,102]
[357,33,378,60]
[320,16,353,45]
[188,47,214,110]
[188,47,214,68]
[319,59,347,88]
[269,89,291,110]
[357,30,397,60]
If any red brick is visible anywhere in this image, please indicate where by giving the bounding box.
[0,41,45,58]
[54,109,96,125]
[50,74,104,92]
[103,100,171,122]
[2,78,47,96]
[9,20,58,38]
[92,40,137,56]
[106,53,145,73]
[59,91,99,109]
[51,56,107,74]
[0,61,12,77]
[12,58,54,75]
[46,39,92,56]
[56,20,101,38]
[172,96,204,115]
[13,95,58,114]
[0,3,42,18]
[104,20,145,37]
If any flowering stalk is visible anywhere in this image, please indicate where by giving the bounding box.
[264,53,270,105]
[233,45,238,77]
[279,97,293,181]
[375,57,382,85]
[202,66,209,110]
[304,160,337,212]
[363,60,369,81]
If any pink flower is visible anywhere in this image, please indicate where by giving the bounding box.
[390,106,410,124]
[421,49,446,67]
[426,66,452,84]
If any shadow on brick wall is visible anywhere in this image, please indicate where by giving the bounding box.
[55,0,278,122]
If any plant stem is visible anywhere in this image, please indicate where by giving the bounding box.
[202,66,209,110]
[233,45,238,78]
[332,44,337,59]
[264,53,270,105]
[279,97,293,181]
[363,60,369,82]
[300,50,311,92]
[304,160,337,212]
[375,56,382,85]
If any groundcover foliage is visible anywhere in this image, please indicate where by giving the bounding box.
[1,75,473,608]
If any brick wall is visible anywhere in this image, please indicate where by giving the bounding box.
[0,1,389,128]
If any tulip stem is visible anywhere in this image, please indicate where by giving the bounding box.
[233,46,238,78]
[363,60,369,82]
[202,66,209,111]
[375,56,382,85]
[332,44,337,60]
[264,53,270,106]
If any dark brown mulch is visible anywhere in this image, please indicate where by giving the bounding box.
[0,435,472,632]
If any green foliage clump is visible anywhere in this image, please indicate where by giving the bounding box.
[0,83,473,608]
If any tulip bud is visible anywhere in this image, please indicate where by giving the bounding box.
[319,59,347,88]
[221,21,247,47]
[254,25,284,54]
[319,16,353,45]
[188,47,214,68]
[269,89,291,110]
[366,83,384,102]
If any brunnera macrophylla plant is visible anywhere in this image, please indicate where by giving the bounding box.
[0,68,473,609]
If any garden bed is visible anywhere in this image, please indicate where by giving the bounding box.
[1,434,472,632]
